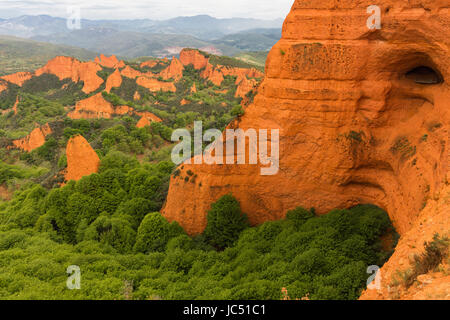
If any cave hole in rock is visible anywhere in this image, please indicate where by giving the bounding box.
[405,66,443,85]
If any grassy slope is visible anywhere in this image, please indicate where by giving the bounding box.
[233,51,269,69]
[0,35,98,76]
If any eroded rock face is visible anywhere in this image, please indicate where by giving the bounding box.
[163,0,450,299]
[65,135,100,182]
[120,65,144,79]
[235,76,257,99]
[140,60,159,69]
[68,93,132,119]
[105,68,123,93]
[136,76,176,92]
[94,54,124,69]
[180,49,209,70]
[220,66,264,79]
[1,72,33,86]
[35,56,104,94]
[201,63,224,86]
[135,111,162,123]
[160,57,184,81]
[11,123,52,152]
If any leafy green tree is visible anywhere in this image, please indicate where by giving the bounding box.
[84,216,136,253]
[115,198,159,230]
[134,212,184,253]
[203,194,249,249]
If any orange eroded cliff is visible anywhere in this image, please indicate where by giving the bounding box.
[35,56,104,94]
[136,76,176,92]
[12,123,52,152]
[201,63,224,86]
[65,135,100,182]
[235,76,257,99]
[180,49,209,70]
[95,54,124,69]
[68,92,132,119]
[140,60,159,69]
[105,68,123,93]
[1,72,33,86]
[163,0,450,300]
[160,57,184,81]
[120,65,144,79]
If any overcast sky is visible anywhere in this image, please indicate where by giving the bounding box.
[0,0,294,20]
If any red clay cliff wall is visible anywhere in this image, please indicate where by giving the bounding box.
[163,0,450,299]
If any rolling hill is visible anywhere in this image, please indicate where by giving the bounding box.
[0,35,98,76]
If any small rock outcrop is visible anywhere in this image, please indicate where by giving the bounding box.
[120,65,144,79]
[65,135,100,182]
[105,68,123,93]
[95,54,125,69]
[68,93,132,119]
[11,123,52,152]
[140,60,159,69]
[136,77,176,92]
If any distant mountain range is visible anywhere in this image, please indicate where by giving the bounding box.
[0,14,282,40]
[0,15,282,58]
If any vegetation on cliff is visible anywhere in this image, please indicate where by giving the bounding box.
[0,181,396,299]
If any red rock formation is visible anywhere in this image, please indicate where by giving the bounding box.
[68,93,115,119]
[136,76,176,92]
[136,117,152,128]
[201,63,224,86]
[160,57,184,81]
[235,77,257,99]
[12,123,52,152]
[68,93,132,119]
[120,65,144,79]
[1,72,33,86]
[95,54,124,69]
[35,56,104,94]
[220,66,264,80]
[105,68,123,93]
[135,111,162,123]
[180,49,209,70]
[133,91,141,101]
[140,60,159,69]
[114,105,134,116]
[190,83,197,93]
[163,0,450,300]
[180,99,190,106]
[65,135,100,182]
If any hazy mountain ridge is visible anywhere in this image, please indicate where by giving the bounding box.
[0,14,281,59]
[0,14,282,40]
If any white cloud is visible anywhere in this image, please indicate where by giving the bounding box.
[0,0,294,20]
